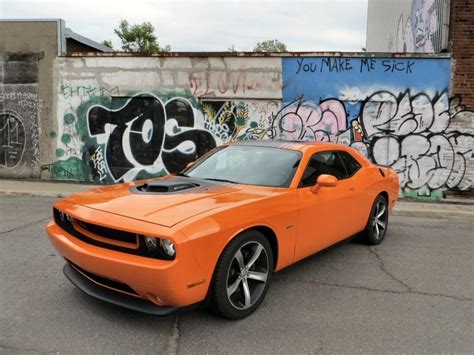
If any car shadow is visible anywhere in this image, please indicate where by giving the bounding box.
[65,233,368,321]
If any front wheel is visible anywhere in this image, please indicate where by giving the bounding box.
[209,230,273,319]
[361,194,389,245]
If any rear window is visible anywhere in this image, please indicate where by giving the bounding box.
[338,151,361,177]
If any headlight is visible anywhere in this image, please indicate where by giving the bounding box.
[59,211,73,223]
[160,238,175,257]
[142,235,175,260]
[54,208,73,229]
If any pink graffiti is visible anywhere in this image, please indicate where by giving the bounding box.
[188,71,261,97]
[269,98,347,141]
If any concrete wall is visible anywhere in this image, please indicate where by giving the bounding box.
[0,53,40,177]
[47,54,472,198]
[366,0,450,53]
[0,20,64,178]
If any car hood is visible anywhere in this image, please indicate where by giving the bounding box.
[63,176,277,227]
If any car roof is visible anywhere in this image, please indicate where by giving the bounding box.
[228,140,347,152]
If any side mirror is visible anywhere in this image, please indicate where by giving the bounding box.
[186,161,195,169]
[311,174,338,194]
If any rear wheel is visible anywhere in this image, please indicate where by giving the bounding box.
[361,195,389,245]
[209,230,273,319]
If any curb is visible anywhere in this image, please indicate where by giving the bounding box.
[398,197,474,206]
[392,208,474,219]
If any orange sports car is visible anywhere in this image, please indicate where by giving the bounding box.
[47,141,399,319]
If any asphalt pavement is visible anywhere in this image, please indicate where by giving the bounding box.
[1,195,473,354]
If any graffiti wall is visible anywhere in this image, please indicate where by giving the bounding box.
[282,56,473,197]
[52,55,472,197]
[0,53,40,178]
[52,56,281,183]
[53,91,280,183]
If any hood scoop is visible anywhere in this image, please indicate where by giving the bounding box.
[131,180,201,194]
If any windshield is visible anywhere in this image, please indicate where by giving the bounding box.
[185,145,301,188]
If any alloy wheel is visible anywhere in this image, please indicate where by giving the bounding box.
[372,199,388,240]
[226,241,269,310]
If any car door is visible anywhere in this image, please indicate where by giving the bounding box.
[294,150,363,262]
[337,150,369,231]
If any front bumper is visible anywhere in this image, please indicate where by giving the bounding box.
[63,262,179,315]
[47,217,209,309]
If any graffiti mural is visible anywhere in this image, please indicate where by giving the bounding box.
[268,98,347,142]
[361,91,473,193]
[0,53,40,178]
[283,56,472,196]
[0,111,26,168]
[202,100,279,141]
[53,86,280,183]
[394,0,445,53]
[87,94,216,182]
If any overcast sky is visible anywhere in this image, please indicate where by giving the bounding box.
[1,0,368,52]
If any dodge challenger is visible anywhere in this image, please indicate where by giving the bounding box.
[46,141,399,319]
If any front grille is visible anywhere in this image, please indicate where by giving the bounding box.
[54,208,137,248]
[75,219,137,245]
[68,261,139,297]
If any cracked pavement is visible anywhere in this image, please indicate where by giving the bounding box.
[1,196,472,354]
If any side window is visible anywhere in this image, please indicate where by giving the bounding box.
[338,151,361,177]
[300,151,348,187]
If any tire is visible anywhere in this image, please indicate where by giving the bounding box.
[209,230,274,319]
[361,194,389,245]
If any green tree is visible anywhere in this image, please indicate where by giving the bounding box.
[101,39,113,49]
[114,19,170,52]
[253,39,288,52]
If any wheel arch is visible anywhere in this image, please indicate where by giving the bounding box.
[204,224,279,306]
[247,225,279,270]
[379,190,389,203]
[221,224,280,271]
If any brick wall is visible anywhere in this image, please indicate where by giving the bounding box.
[449,0,474,109]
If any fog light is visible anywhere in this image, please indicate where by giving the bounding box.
[160,238,175,257]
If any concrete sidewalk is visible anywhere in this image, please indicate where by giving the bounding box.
[1,179,473,219]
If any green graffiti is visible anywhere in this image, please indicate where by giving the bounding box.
[55,148,65,158]
[49,131,57,138]
[64,113,75,125]
[402,188,443,200]
[76,96,112,143]
[51,157,91,181]
[61,133,72,145]
[134,169,167,181]
[57,90,220,183]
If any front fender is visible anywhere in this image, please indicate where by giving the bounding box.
[178,191,299,288]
